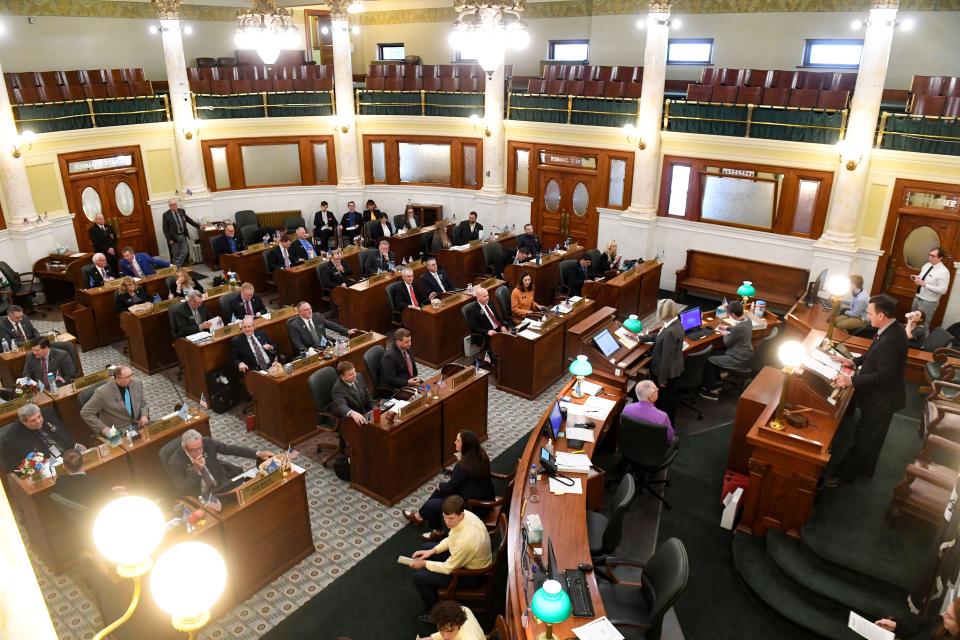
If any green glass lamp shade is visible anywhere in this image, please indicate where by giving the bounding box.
[737,281,756,298]
[568,355,593,377]
[531,579,572,625]
[623,314,643,333]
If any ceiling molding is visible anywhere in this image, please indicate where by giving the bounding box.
[0,0,240,21]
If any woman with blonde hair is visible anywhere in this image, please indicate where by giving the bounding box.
[596,240,621,275]
[167,269,204,299]
[430,219,452,253]
[639,299,685,423]
[115,276,147,311]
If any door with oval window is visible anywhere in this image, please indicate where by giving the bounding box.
[535,169,599,249]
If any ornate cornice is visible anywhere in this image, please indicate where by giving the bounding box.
[153,0,182,21]
[327,0,352,21]
[0,0,239,22]
[871,0,900,7]
[648,1,673,13]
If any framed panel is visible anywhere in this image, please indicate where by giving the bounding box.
[201,135,336,192]
[362,135,483,189]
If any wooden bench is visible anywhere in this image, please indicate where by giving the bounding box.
[675,249,809,312]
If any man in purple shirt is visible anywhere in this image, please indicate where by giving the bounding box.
[622,380,676,442]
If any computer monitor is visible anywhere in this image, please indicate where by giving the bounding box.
[548,401,563,440]
[679,307,702,332]
[592,328,620,357]
[812,268,828,295]
[546,538,559,580]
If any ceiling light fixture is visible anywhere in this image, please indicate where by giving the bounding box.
[448,0,528,75]
[234,0,300,65]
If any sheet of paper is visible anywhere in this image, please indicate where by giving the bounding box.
[397,555,415,567]
[451,244,470,251]
[682,341,691,351]
[565,426,596,443]
[583,396,617,419]
[572,617,625,640]
[518,329,541,340]
[848,612,894,640]
[579,381,602,396]
[561,401,586,417]
[548,476,583,494]
[207,316,224,331]
[802,354,840,381]
[809,348,841,372]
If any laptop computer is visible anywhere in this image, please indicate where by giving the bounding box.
[679,307,714,341]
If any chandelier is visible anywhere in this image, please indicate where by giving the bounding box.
[235,0,300,65]
[448,0,529,73]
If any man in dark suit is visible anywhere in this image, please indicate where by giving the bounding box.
[569,255,595,297]
[827,294,908,486]
[171,291,214,338]
[506,246,534,267]
[368,213,395,244]
[87,253,117,288]
[319,249,353,290]
[118,246,171,278]
[313,201,338,249]
[381,328,421,391]
[290,227,320,262]
[363,240,396,276]
[52,449,121,515]
[466,287,512,351]
[392,268,423,310]
[420,257,454,300]
[166,428,271,497]
[288,301,354,354]
[162,198,200,268]
[88,213,118,272]
[453,211,483,245]
[339,201,363,245]
[331,361,374,425]
[266,234,300,271]
[517,224,542,255]
[231,316,277,373]
[2,403,77,472]
[22,338,76,384]
[0,305,39,345]
[230,283,267,320]
[213,223,246,257]
[80,365,149,437]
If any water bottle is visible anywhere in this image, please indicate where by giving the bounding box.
[528,463,537,486]
[535,252,541,265]
[47,373,57,394]
[1,339,8,352]
[152,293,161,303]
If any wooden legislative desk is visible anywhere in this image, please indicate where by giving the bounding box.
[401,277,505,368]
[342,366,489,506]
[0,332,81,388]
[502,245,585,306]
[274,257,324,306]
[506,377,625,639]
[436,233,517,288]
[736,329,853,538]
[75,269,177,347]
[32,252,92,304]
[199,223,224,267]
[174,307,297,400]
[389,226,433,262]
[0,393,54,431]
[245,331,388,447]
[121,290,228,374]
[219,244,271,292]
[581,260,662,321]
[331,261,427,333]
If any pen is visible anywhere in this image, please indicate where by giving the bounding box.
[570,450,586,454]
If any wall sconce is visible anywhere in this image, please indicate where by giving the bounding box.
[149,24,192,35]
[851,16,913,30]
[335,118,351,134]
[622,123,646,149]
[635,16,680,29]
[469,114,491,137]
[837,140,862,171]
[182,119,200,140]
[11,130,35,158]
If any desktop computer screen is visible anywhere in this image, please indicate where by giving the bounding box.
[679,307,702,332]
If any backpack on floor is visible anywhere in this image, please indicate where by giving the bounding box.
[204,366,244,413]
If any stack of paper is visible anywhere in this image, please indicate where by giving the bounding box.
[450,244,470,251]
[583,395,617,420]
[548,476,583,494]
[579,381,602,396]
[556,452,591,473]
[565,426,596,443]
[572,617,624,640]
[186,331,212,343]
[518,329,541,340]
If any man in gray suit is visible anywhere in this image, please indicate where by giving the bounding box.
[288,301,355,354]
[80,365,150,437]
[331,361,374,425]
[0,305,38,345]
[166,429,272,497]
[700,300,753,400]
[22,338,76,384]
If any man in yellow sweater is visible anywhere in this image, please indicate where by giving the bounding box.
[408,495,492,625]
[418,601,485,640]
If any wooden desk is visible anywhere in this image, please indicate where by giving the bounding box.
[582,260,662,321]
[0,332,80,388]
[331,261,426,333]
[76,269,176,347]
[343,367,489,505]
[436,234,517,288]
[174,307,297,400]
[506,377,625,639]
[502,245,585,306]
[244,331,387,447]
[199,224,224,267]
[274,257,324,307]
[219,244,271,292]
[0,393,53,427]
[388,227,433,262]
[32,252,92,304]
[120,414,212,491]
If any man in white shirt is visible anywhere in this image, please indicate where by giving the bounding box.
[912,246,950,321]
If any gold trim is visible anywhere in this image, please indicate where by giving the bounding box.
[153,0,182,20]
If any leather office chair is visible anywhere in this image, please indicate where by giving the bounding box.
[481,242,503,278]
[677,344,713,419]
[385,281,406,328]
[77,379,109,409]
[555,259,580,301]
[364,220,380,248]
[923,382,960,441]
[494,286,512,320]
[361,344,395,399]
[467,460,519,533]
[307,366,346,466]
[315,263,334,310]
[262,249,276,288]
[887,435,960,526]
[235,210,257,229]
[80,264,98,289]
[586,474,636,562]
[0,261,46,316]
[585,249,603,277]
[619,415,679,509]
[208,234,223,267]
[925,347,960,391]
[393,214,406,230]
[51,341,80,374]
[164,275,178,296]
[239,224,261,247]
[461,301,485,354]
[284,216,305,232]
[597,537,689,640]
[360,249,381,276]
[219,291,241,323]
[438,514,508,614]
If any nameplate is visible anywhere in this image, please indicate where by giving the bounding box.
[368,272,392,284]
[247,243,265,251]
[477,277,499,290]
[102,278,124,290]
[273,306,296,319]
[540,315,561,333]
[407,260,424,270]
[206,284,231,296]
[73,369,110,390]
[145,414,184,438]
[153,297,178,312]
[240,468,283,502]
[468,240,483,248]
[348,331,373,349]
[450,367,476,390]
[398,394,425,420]
[0,396,31,415]
[81,446,102,466]
[342,245,360,256]
[155,266,176,278]
[290,352,321,371]
[622,268,639,281]
[303,257,322,267]
[215,323,240,338]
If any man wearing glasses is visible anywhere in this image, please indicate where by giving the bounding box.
[911,246,950,322]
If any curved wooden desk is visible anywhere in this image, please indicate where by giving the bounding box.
[506,377,626,638]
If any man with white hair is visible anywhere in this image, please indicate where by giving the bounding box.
[88,212,118,271]
[87,252,116,288]
[622,380,675,442]
[171,290,214,338]
[165,428,272,496]
[2,403,78,472]
[162,198,200,267]
[391,268,422,310]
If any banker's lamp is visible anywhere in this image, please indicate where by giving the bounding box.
[623,314,643,334]
[569,355,593,398]
[737,281,756,307]
[769,340,806,432]
[825,275,851,343]
[151,541,227,638]
[530,579,572,640]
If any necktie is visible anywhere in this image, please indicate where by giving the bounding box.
[37,429,61,459]
[408,284,418,307]
[174,211,184,234]
[100,267,107,281]
[193,308,201,326]
[41,357,48,381]
[15,322,26,342]
[304,240,315,258]
[403,349,414,377]
[245,299,253,316]
[250,336,268,369]
[917,265,931,294]
[306,318,320,346]
[132,258,143,277]
[228,238,236,253]
[434,273,446,293]
[283,248,290,268]
[484,304,501,329]
[123,387,134,417]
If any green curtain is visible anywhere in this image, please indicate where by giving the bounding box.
[749,107,843,144]
[879,116,960,156]
[16,102,93,133]
[195,94,265,120]
[266,92,333,117]
[666,102,748,137]
[508,94,568,124]
[570,98,639,127]
[357,91,421,116]
[424,92,484,118]
[91,97,168,127]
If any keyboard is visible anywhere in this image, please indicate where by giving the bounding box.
[685,326,715,341]
[563,569,595,617]
[818,297,834,311]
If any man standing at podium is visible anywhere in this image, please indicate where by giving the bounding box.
[827,294,907,487]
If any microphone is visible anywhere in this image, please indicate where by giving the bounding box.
[162,367,187,412]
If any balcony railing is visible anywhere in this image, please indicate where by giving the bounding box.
[13,95,169,133]
[663,100,848,145]
[355,90,484,117]
[876,112,960,156]
[193,90,334,119]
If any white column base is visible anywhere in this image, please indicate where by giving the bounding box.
[814,230,859,253]
[625,204,658,220]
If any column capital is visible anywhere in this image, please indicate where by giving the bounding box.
[328,0,353,21]
[871,0,899,9]
[153,0,182,20]
[648,1,672,14]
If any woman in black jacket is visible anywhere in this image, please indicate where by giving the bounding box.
[876,596,960,639]
[115,276,148,311]
[402,430,495,540]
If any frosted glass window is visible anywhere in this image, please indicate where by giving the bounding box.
[114,182,135,216]
[544,180,561,212]
[572,182,589,217]
[371,142,386,183]
[608,158,626,207]
[211,147,230,190]
[81,187,102,221]
[792,180,819,235]
[667,165,691,216]
[904,226,941,270]
[241,144,301,186]
[313,143,329,183]
[515,149,530,194]
[701,175,775,228]
[399,143,451,184]
[463,145,477,187]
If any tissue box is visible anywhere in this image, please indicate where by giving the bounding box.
[524,514,543,544]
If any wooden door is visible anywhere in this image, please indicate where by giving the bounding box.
[874,179,960,326]
[535,169,599,249]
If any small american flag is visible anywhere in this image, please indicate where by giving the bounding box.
[199,393,209,411]
[203,496,222,512]
[436,377,449,392]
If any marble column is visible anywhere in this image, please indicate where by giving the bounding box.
[817,1,898,251]
[481,61,506,196]
[0,57,38,228]
[332,17,363,188]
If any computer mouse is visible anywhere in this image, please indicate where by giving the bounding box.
[578,562,593,573]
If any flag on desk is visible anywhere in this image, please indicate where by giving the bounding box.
[199,393,209,411]
[203,496,222,512]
